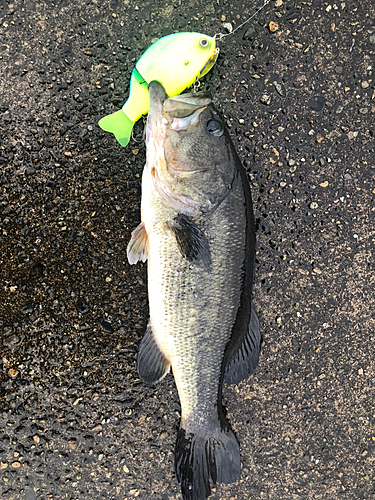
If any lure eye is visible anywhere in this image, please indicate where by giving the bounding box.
[206,119,224,137]
[199,38,209,48]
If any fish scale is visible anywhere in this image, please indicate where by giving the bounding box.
[147,176,246,431]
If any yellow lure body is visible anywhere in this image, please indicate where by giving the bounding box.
[98,32,218,147]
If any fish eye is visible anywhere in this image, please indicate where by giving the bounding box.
[206,119,224,137]
[199,38,209,48]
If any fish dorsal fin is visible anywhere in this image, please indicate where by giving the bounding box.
[137,321,170,384]
[127,222,149,265]
[166,214,211,265]
[224,303,261,385]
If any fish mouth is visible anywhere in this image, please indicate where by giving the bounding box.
[199,46,219,77]
[147,81,213,216]
[148,81,212,131]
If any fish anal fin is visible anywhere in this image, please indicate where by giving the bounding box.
[224,304,261,385]
[127,222,148,265]
[137,321,170,384]
[167,214,211,265]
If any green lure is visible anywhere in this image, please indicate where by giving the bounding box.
[98,32,219,147]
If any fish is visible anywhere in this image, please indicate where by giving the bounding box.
[127,81,261,500]
[98,32,219,148]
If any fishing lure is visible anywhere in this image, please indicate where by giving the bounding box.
[98,0,271,147]
[98,32,219,147]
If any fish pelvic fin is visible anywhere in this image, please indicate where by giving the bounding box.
[98,109,134,147]
[137,321,170,384]
[127,222,148,265]
[224,303,261,385]
[166,214,211,266]
[175,423,240,500]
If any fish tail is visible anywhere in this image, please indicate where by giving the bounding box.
[175,421,240,500]
[98,109,134,147]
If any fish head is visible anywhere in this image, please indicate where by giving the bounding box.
[146,81,236,216]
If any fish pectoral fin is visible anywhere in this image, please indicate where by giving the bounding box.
[224,303,261,385]
[166,214,211,265]
[137,321,170,384]
[127,222,149,265]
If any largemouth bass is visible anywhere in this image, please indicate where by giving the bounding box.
[127,81,261,500]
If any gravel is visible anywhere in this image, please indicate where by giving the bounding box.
[1,0,375,499]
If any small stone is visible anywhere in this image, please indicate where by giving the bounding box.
[12,461,21,468]
[310,202,318,209]
[21,302,34,314]
[76,298,89,314]
[280,182,287,187]
[369,34,375,44]
[100,319,114,334]
[222,22,233,33]
[348,131,358,140]
[273,81,286,97]
[359,108,368,114]
[243,27,257,40]
[9,369,19,378]
[238,118,245,124]
[286,11,300,22]
[309,95,325,112]
[275,0,283,6]
[123,464,129,473]
[268,21,279,33]
[319,181,329,187]
[298,269,309,275]
[4,333,20,348]
[260,94,271,105]
[361,81,369,88]
[132,149,139,155]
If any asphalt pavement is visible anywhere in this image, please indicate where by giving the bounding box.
[1,0,374,499]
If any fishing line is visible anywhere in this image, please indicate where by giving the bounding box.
[213,0,271,41]
[190,0,271,92]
